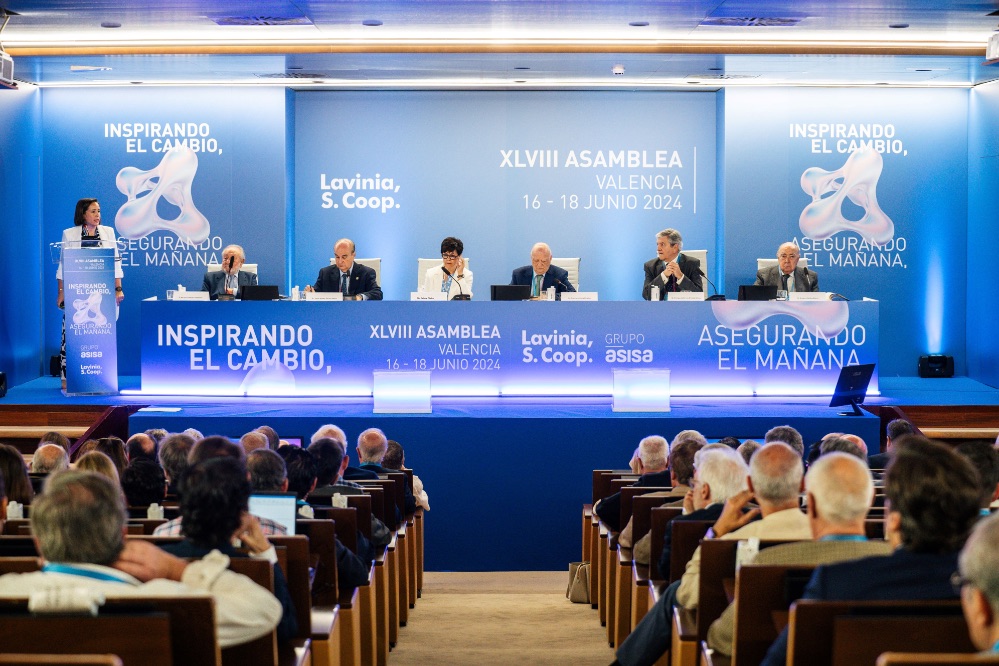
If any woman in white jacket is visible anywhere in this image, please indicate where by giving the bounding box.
[423,236,472,300]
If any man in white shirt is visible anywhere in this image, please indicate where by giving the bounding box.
[754,242,819,293]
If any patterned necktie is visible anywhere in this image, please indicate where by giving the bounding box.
[533,274,543,297]
[340,272,349,295]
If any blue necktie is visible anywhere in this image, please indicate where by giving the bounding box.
[340,272,348,295]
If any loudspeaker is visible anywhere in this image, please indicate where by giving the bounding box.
[0,371,6,398]
[918,354,954,378]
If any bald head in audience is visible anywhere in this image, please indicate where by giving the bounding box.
[38,431,71,454]
[30,443,69,475]
[749,442,805,510]
[125,433,158,463]
[311,423,347,446]
[357,428,389,464]
[819,434,867,462]
[239,431,269,454]
[804,452,874,537]
[958,513,999,651]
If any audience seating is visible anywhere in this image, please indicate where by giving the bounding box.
[876,655,999,666]
[0,656,125,666]
[729,564,816,665]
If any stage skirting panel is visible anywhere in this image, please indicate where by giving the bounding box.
[128,398,880,571]
[140,300,879,397]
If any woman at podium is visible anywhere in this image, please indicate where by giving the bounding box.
[55,198,124,387]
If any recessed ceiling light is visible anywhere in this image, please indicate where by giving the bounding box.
[101,21,122,29]
[362,19,383,27]
[629,21,650,27]
[888,23,909,29]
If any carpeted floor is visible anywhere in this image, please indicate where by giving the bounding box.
[389,571,615,665]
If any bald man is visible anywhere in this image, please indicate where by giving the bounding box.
[306,238,382,300]
[510,242,575,298]
[755,242,819,293]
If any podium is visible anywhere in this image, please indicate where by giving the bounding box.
[56,242,119,395]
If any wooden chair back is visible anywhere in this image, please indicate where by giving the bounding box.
[788,599,972,666]
[619,486,671,535]
[360,486,387,531]
[346,494,373,540]
[312,507,359,554]
[632,494,676,544]
[592,470,633,504]
[0,656,124,665]
[877,654,999,665]
[669,520,713,584]
[385,472,411,516]
[268,535,314,640]
[295,519,339,606]
[648,506,682,580]
[357,479,401,529]
[731,564,816,665]
[220,559,277,666]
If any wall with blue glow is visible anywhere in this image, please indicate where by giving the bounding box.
[39,87,288,375]
[0,88,42,386]
[967,81,999,387]
[292,91,717,300]
[722,88,969,378]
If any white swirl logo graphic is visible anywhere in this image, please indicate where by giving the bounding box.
[72,292,107,327]
[711,301,849,338]
[114,146,210,242]
[799,145,894,245]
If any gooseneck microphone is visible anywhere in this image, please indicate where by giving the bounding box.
[695,266,725,300]
[229,255,235,271]
[441,265,469,300]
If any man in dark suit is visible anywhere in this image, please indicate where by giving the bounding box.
[306,238,382,300]
[760,436,982,666]
[510,242,576,298]
[642,228,703,300]
[356,427,417,515]
[595,435,672,533]
[754,242,819,293]
[202,244,257,299]
[868,418,916,469]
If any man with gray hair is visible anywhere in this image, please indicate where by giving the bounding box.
[30,443,69,475]
[868,418,916,468]
[311,424,377,481]
[510,241,576,298]
[819,433,867,462]
[239,431,269,454]
[247,449,289,493]
[125,433,158,463]
[642,228,702,300]
[595,435,672,533]
[202,243,257,300]
[707,452,892,656]
[755,241,819,293]
[615,442,810,666]
[158,432,194,497]
[957,513,999,652]
[765,424,805,456]
[357,427,417,514]
[0,470,281,648]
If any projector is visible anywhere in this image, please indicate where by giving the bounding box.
[0,50,13,88]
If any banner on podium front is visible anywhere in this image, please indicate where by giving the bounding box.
[63,247,118,395]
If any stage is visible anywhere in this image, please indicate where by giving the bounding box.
[4,375,998,571]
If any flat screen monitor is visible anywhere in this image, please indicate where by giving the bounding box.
[248,492,297,535]
[491,284,532,301]
[738,285,778,301]
[239,285,280,301]
[829,363,876,416]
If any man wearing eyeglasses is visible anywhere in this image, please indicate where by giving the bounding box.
[755,242,819,293]
[957,513,999,653]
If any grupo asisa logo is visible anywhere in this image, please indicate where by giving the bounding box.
[796,145,906,269]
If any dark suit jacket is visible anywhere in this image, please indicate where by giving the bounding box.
[201,269,257,300]
[313,262,383,300]
[510,264,576,297]
[342,466,379,481]
[595,470,673,533]
[643,254,703,300]
[868,451,892,469]
[657,503,725,579]
[754,265,819,292]
[360,462,417,515]
[760,548,960,666]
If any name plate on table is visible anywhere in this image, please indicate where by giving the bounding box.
[560,292,599,302]
[411,292,447,301]
[170,291,210,301]
[667,291,706,301]
[304,291,344,301]
[789,292,832,301]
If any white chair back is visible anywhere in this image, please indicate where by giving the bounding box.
[417,257,471,290]
[206,263,258,275]
[551,257,581,290]
[682,250,708,295]
[332,257,381,285]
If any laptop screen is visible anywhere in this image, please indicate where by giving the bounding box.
[239,285,280,301]
[491,284,532,301]
[248,492,297,535]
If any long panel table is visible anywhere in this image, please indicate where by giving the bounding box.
[140,300,878,396]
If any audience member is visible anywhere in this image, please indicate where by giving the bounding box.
[90,436,128,476]
[627,445,642,474]
[765,425,804,456]
[955,440,999,512]
[158,432,195,496]
[760,435,982,666]
[0,444,33,505]
[656,446,748,582]
[736,439,760,465]
[596,435,671,533]
[311,423,376,481]
[256,425,280,451]
[144,427,169,444]
[868,418,917,468]
[616,442,809,666]
[247,449,289,493]
[707,452,892,655]
[383,440,430,511]
[160,457,297,640]
[38,431,71,454]
[75,451,120,486]
[717,436,741,450]
[277,446,318,503]
[182,427,204,441]
[957,512,999,653]
[239,431,269,454]
[307,438,365,500]
[30,443,69,475]
[819,434,867,462]
[0,470,281,648]
[121,459,167,507]
[356,428,417,513]
[125,433,158,463]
